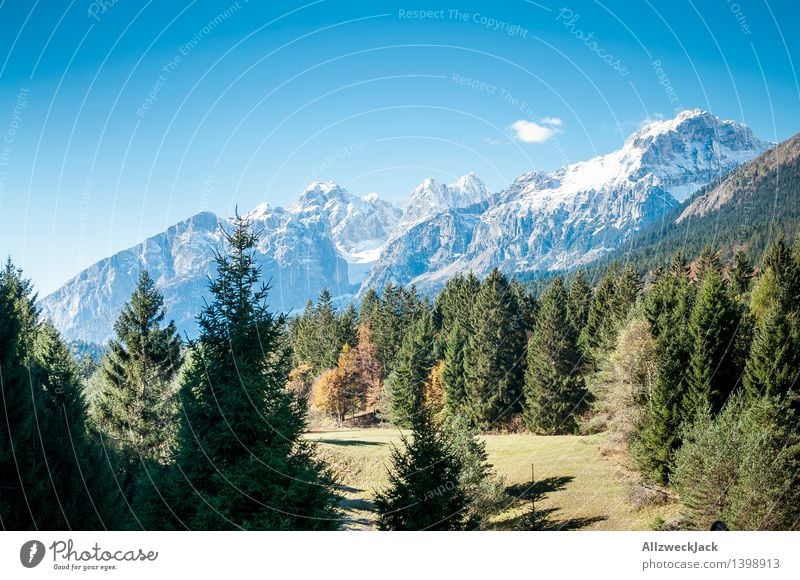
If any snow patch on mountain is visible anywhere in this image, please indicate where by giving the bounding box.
[363,109,770,293]
[40,110,771,344]
[394,172,489,236]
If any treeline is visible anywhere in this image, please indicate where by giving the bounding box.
[291,239,800,530]
[592,242,800,530]
[292,266,639,435]
[3,213,799,530]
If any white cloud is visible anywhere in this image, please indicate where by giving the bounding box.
[541,116,563,127]
[509,119,559,143]
[483,136,502,146]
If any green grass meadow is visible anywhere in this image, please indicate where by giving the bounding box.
[306,429,682,530]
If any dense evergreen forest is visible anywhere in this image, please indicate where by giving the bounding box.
[2,211,799,530]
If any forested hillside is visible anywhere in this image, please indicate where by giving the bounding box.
[604,133,800,272]
[3,187,800,530]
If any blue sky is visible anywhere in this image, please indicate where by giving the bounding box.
[0,0,798,294]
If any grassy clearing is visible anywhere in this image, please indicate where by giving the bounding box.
[305,428,682,530]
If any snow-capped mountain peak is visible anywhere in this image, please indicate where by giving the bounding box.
[244,201,273,220]
[289,181,349,214]
[361,192,380,203]
[519,109,770,206]
[450,171,488,200]
[363,109,770,293]
[622,109,769,200]
[397,173,490,233]
[40,110,773,345]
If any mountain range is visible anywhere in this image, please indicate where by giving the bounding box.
[39,109,776,344]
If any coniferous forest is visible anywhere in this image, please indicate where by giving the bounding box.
[0,198,800,530]
[2,206,799,531]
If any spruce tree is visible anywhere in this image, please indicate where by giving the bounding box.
[633,257,696,484]
[742,306,800,406]
[358,288,380,323]
[95,269,182,470]
[578,266,625,369]
[442,323,467,418]
[442,414,507,527]
[567,270,591,336]
[371,282,401,374]
[762,234,800,310]
[612,265,641,324]
[510,279,537,334]
[673,394,800,530]
[371,283,425,376]
[374,408,470,530]
[339,303,359,350]
[685,270,741,415]
[463,269,526,429]
[33,323,125,529]
[289,292,356,375]
[0,263,124,529]
[288,300,317,369]
[730,251,753,296]
[387,311,435,427]
[741,235,800,411]
[433,273,479,356]
[315,288,343,370]
[165,214,340,530]
[695,246,722,282]
[0,261,43,529]
[523,277,586,434]
[748,268,781,321]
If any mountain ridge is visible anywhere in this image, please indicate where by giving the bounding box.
[39,110,775,343]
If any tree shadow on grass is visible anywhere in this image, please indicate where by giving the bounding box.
[316,438,384,447]
[339,497,377,529]
[340,497,375,512]
[506,476,574,500]
[494,475,607,531]
[333,484,363,494]
[505,508,608,530]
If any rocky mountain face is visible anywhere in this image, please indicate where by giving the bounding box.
[394,172,489,235]
[250,181,402,285]
[40,110,771,344]
[600,131,800,274]
[677,132,800,222]
[41,200,351,344]
[363,109,769,290]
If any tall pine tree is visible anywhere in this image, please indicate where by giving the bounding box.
[442,323,468,418]
[387,311,435,427]
[163,214,341,530]
[577,265,637,370]
[730,251,754,297]
[33,323,125,529]
[95,269,182,469]
[742,306,800,406]
[567,270,591,336]
[523,277,586,434]
[0,262,124,529]
[0,261,43,529]
[633,256,696,484]
[685,269,741,415]
[315,288,345,371]
[462,269,526,429]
